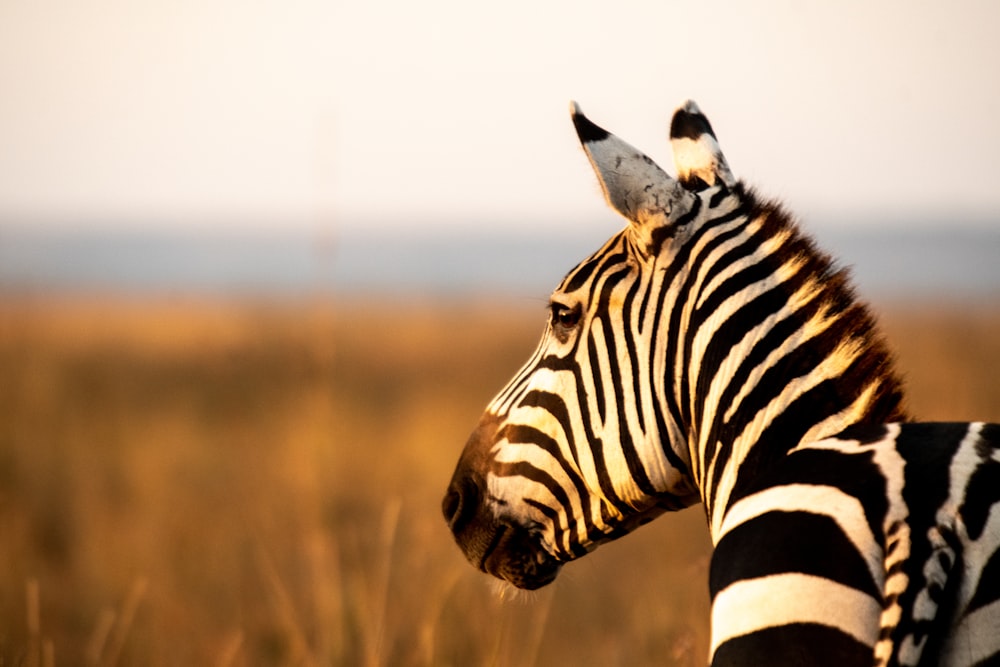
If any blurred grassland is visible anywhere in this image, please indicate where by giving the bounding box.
[0,296,998,666]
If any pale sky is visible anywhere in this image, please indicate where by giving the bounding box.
[1,0,998,235]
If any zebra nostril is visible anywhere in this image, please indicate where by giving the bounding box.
[442,489,461,525]
[442,478,480,531]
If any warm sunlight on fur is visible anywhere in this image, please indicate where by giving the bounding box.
[1,298,997,664]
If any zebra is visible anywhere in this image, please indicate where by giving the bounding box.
[442,101,1000,666]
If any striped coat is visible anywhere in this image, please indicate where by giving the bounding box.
[443,102,1000,666]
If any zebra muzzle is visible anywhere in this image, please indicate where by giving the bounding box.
[444,430,562,589]
[443,474,561,589]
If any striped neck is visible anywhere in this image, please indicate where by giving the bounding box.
[657,186,908,539]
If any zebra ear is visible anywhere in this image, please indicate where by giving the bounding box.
[669,100,735,189]
[571,102,696,246]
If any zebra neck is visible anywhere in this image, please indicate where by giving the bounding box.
[661,196,907,540]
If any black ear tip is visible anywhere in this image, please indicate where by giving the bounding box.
[570,101,610,144]
[670,102,716,141]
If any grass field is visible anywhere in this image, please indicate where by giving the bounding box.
[1,295,998,666]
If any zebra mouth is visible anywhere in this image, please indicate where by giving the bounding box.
[444,485,562,590]
[479,521,561,590]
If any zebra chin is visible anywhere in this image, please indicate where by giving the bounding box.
[442,473,563,590]
[442,496,561,589]
[479,522,562,590]
[443,416,563,590]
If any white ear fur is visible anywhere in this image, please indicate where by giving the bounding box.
[669,100,735,189]
[571,102,696,246]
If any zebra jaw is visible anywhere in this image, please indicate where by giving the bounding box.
[443,412,677,589]
[443,414,564,590]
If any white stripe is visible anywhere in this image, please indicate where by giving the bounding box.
[710,573,880,658]
[941,423,984,520]
[688,215,755,314]
[941,597,1000,666]
[799,379,880,445]
[700,279,823,442]
[709,338,867,536]
[488,339,548,414]
[717,483,882,589]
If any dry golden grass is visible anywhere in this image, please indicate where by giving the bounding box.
[0,295,997,666]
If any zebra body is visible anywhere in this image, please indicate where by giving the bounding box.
[442,101,1000,665]
[712,422,1000,666]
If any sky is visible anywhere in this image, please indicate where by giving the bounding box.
[1,0,999,237]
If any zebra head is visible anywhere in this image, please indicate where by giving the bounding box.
[443,101,737,589]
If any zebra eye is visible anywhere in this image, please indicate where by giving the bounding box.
[550,302,582,339]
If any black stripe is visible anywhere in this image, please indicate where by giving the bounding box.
[621,264,647,432]
[700,293,818,460]
[708,185,731,209]
[583,287,621,482]
[890,423,968,658]
[721,338,898,511]
[636,267,654,336]
[654,209,751,442]
[712,623,871,667]
[695,194,747,228]
[664,189,901,505]
[896,423,968,512]
[681,256,783,430]
[523,498,578,558]
[961,424,1000,541]
[492,459,571,548]
[648,195,702,254]
[538,350,631,515]
[830,422,891,445]
[585,254,629,309]
[728,447,889,556]
[586,329,606,423]
[692,225,770,309]
[711,510,881,600]
[673,190,702,227]
[708,304,862,485]
[690,271,790,432]
[652,204,751,485]
[502,403,595,541]
[495,342,547,409]
[562,245,628,296]
[688,214,836,402]
[699,288,817,498]
[594,267,657,496]
[495,425,576,491]
[523,497,560,526]
[671,220,755,425]
[519,391,582,470]
[692,249,780,328]
[561,256,601,295]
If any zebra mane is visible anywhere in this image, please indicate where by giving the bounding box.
[749,185,907,412]
[686,181,911,516]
